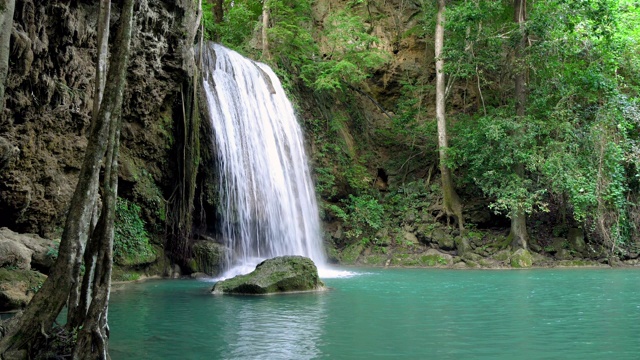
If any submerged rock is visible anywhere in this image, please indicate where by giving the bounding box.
[212,256,325,295]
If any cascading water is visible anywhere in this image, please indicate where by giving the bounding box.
[202,43,326,277]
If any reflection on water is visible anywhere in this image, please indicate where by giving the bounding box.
[109,269,640,359]
[219,295,327,359]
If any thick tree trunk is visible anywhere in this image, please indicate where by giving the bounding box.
[0,0,16,109]
[73,87,123,360]
[262,0,271,60]
[0,0,135,356]
[435,0,464,232]
[509,0,529,249]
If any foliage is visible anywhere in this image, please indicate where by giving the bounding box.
[327,194,384,240]
[451,111,549,216]
[46,241,59,260]
[300,9,390,92]
[114,198,155,264]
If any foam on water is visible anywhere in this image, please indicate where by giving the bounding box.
[202,43,326,275]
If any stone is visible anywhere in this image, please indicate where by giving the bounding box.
[549,237,567,254]
[212,256,325,295]
[510,249,533,268]
[190,240,227,276]
[402,231,418,244]
[0,268,47,311]
[435,230,455,251]
[0,239,32,270]
[341,242,364,264]
[0,227,57,272]
[493,249,511,262]
[555,248,573,260]
[567,228,586,254]
[454,236,471,255]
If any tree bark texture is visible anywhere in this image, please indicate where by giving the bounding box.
[435,0,464,232]
[68,0,112,328]
[510,0,529,249]
[0,0,135,356]
[0,0,16,110]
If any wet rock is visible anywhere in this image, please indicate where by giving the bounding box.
[189,240,227,276]
[212,256,325,295]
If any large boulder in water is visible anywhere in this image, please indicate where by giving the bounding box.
[212,256,325,295]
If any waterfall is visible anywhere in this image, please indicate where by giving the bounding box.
[202,43,325,277]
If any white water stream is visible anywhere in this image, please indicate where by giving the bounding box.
[202,43,344,278]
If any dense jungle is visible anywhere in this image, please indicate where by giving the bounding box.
[0,0,639,358]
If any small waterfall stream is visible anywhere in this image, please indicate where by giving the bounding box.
[202,43,325,277]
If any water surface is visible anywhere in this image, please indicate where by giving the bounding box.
[109,268,640,359]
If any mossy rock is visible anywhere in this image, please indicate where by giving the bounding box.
[0,268,47,311]
[115,245,157,267]
[361,254,387,266]
[111,267,143,282]
[190,240,226,276]
[420,254,448,267]
[492,249,511,262]
[212,256,325,295]
[340,242,364,265]
[510,249,533,268]
[454,236,471,255]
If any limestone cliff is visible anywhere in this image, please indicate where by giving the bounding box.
[0,0,200,239]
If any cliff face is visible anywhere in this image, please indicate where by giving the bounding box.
[0,0,199,238]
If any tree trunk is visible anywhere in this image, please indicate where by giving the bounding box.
[68,0,111,328]
[509,0,529,249]
[213,0,223,24]
[0,0,16,109]
[0,0,135,356]
[262,0,271,60]
[435,0,464,232]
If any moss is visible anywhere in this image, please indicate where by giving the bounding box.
[510,249,533,268]
[341,242,364,264]
[190,241,225,275]
[111,266,143,282]
[0,268,47,310]
[362,254,386,266]
[493,250,511,262]
[420,254,447,267]
[478,259,492,267]
[212,256,324,295]
[465,260,479,268]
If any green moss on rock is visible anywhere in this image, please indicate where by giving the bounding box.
[0,268,47,311]
[190,240,226,276]
[212,256,325,295]
[341,242,364,264]
[510,249,533,268]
